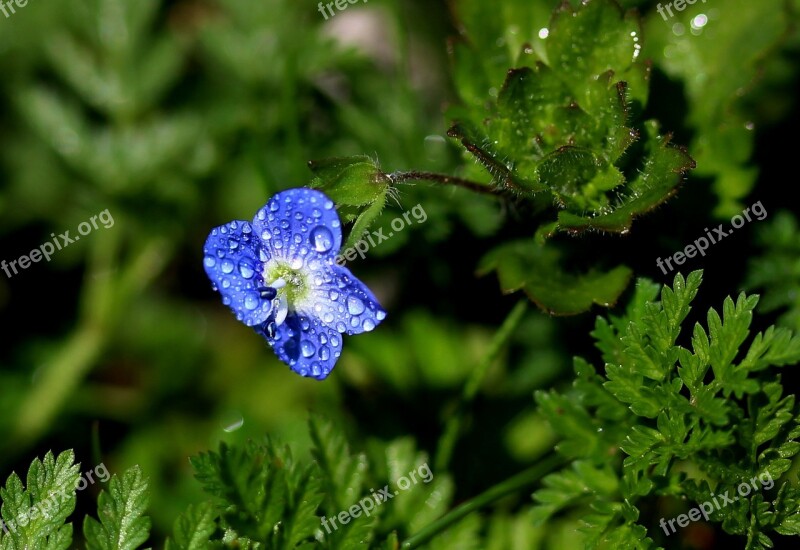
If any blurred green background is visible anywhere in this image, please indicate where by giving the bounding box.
[0,0,799,546]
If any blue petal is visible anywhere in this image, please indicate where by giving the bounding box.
[251,188,342,265]
[255,313,342,380]
[203,220,275,326]
[301,265,386,335]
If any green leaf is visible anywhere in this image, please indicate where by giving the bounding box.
[0,450,80,550]
[190,439,323,547]
[165,502,216,550]
[84,466,150,550]
[478,239,632,315]
[448,0,693,233]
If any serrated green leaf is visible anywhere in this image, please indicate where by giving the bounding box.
[84,466,150,550]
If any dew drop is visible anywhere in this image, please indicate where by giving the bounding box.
[261,229,272,240]
[221,259,234,274]
[329,290,339,300]
[347,296,365,315]
[376,310,386,321]
[203,255,216,268]
[323,312,334,323]
[319,347,330,360]
[244,292,259,310]
[238,260,255,279]
[301,340,316,358]
[310,226,334,253]
[362,319,376,331]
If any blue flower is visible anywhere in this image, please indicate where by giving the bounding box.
[203,188,386,380]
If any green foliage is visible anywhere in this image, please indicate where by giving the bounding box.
[84,467,151,550]
[534,272,800,548]
[448,0,694,232]
[477,239,632,315]
[1,0,799,548]
[645,0,795,217]
[0,451,79,550]
[746,211,800,332]
[0,451,149,550]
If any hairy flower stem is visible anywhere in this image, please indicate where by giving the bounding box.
[390,171,502,196]
[401,452,564,549]
[435,300,528,471]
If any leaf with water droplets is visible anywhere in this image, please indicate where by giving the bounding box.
[448,0,693,234]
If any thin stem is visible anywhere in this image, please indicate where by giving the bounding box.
[401,452,564,549]
[435,300,528,471]
[390,171,501,196]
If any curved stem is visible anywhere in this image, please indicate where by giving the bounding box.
[390,171,501,196]
[401,453,564,549]
[435,300,528,471]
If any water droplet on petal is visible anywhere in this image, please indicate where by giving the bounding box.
[221,259,234,274]
[244,292,259,310]
[319,347,330,360]
[290,257,303,269]
[323,312,334,323]
[261,229,272,240]
[204,255,216,268]
[270,201,280,212]
[363,319,376,331]
[329,290,339,300]
[301,340,316,358]
[238,260,255,279]
[324,200,334,210]
[222,279,231,289]
[310,226,334,253]
[376,310,386,321]
[347,296,365,315]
